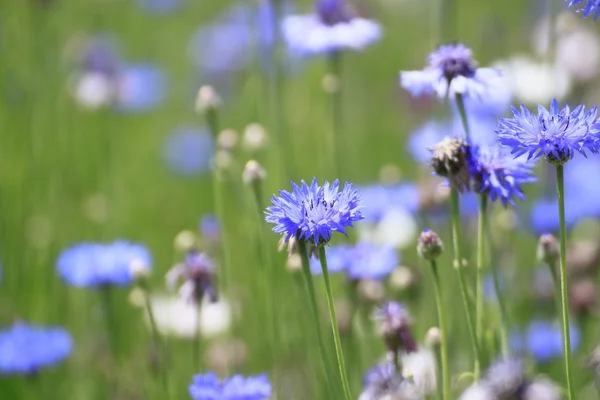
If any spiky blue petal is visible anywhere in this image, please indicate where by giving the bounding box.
[566,1,600,21]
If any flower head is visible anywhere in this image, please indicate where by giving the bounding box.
[417,229,443,260]
[467,144,536,206]
[431,137,471,191]
[57,241,152,287]
[166,250,218,304]
[281,0,381,55]
[401,43,501,99]
[265,178,363,245]
[496,99,600,163]
[0,322,72,375]
[189,372,271,400]
[566,1,600,21]
[374,301,417,355]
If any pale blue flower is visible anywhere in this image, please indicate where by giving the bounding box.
[114,63,166,112]
[189,372,271,400]
[281,0,381,55]
[163,127,214,176]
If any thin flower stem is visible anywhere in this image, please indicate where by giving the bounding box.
[489,241,510,357]
[139,280,170,395]
[297,240,337,399]
[556,165,575,400]
[317,246,352,400]
[455,93,470,139]
[328,51,342,177]
[475,194,486,358]
[429,259,451,400]
[206,109,230,289]
[195,296,202,372]
[450,188,482,378]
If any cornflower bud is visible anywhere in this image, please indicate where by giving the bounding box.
[430,137,470,191]
[195,85,222,113]
[242,160,266,185]
[417,229,443,260]
[537,233,559,266]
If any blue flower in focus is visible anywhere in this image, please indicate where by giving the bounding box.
[189,372,272,400]
[0,322,72,374]
[57,241,152,287]
[281,0,381,55]
[358,183,420,221]
[468,144,537,206]
[496,99,600,162]
[309,242,398,279]
[524,320,580,363]
[163,127,214,176]
[265,178,363,244]
[401,43,501,99]
[409,118,498,163]
[114,63,166,112]
[566,0,600,20]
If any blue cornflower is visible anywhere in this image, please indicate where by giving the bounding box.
[114,63,166,112]
[496,98,600,163]
[0,322,72,374]
[189,372,271,400]
[523,320,580,363]
[358,183,420,221]
[309,242,398,279]
[265,178,363,244]
[468,144,537,206]
[163,127,214,176]
[401,43,501,99]
[566,1,600,21]
[281,0,381,56]
[199,213,220,241]
[57,241,152,287]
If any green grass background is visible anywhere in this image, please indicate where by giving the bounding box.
[1,0,599,398]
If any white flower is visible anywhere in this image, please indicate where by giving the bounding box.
[458,384,495,400]
[147,294,232,339]
[556,29,600,83]
[493,56,571,104]
[72,72,114,109]
[358,208,417,249]
[402,349,436,397]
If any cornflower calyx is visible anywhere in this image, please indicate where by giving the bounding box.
[417,229,443,260]
[429,43,478,82]
[537,233,560,266]
[316,0,357,25]
[431,137,470,191]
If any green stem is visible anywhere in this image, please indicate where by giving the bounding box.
[206,109,229,289]
[297,240,337,399]
[556,165,574,400]
[489,247,509,357]
[100,285,117,357]
[450,188,482,378]
[328,51,342,177]
[429,259,450,400]
[455,93,470,139]
[317,246,352,400]
[475,195,486,359]
[195,292,202,372]
[140,281,170,395]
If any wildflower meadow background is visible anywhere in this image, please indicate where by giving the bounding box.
[4,0,600,399]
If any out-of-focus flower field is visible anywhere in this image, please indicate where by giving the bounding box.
[3,0,600,399]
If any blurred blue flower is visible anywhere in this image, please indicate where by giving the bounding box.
[409,117,498,164]
[468,144,536,206]
[199,213,220,240]
[358,183,420,221]
[281,0,381,55]
[310,242,398,279]
[0,322,72,375]
[346,242,399,280]
[524,320,580,363]
[265,178,363,244]
[57,241,152,287]
[496,99,600,162]
[567,0,600,20]
[163,127,214,176]
[309,244,350,274]
[77,35,122,76]
[137,0,183,14]
[114,63,166,112]
[451,82,512,118]
[401,43,501,99]
[530,156,600,233]
[189,372,272,400]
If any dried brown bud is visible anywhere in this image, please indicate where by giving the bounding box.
[430,137,470,191]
